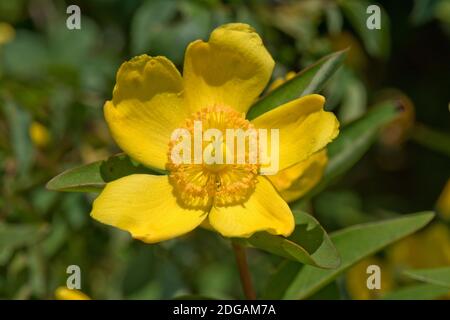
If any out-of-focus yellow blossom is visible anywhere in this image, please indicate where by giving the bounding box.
[346,257,394,300]
[0,22,15,46]
[80,145,110,164]
[55,287,91,300]
[90,23,339,243]
[387,223,450,269]
[266,71,329,203]
[437,178,450,220]
[29,121,51,148]
[348,223,450,299]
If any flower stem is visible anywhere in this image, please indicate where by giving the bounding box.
[232,241,256,300]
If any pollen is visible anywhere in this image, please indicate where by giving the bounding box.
[167,106,259,209]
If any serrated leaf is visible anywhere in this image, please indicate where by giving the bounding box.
[403,267,450,289]
[246,50,346,120]
[241,211,340,269]
[46,153,164,193]
[268,212,434,299]
[382,283,450,300]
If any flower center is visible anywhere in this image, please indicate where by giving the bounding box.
[167,106,259,209]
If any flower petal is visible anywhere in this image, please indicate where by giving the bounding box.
[268,150,328,203]
[208,176,294,238]
[55,287,90,300]
[251,94,339,171]
[183,23,274,114]
[105,55,188,170]
[90,174,207,243]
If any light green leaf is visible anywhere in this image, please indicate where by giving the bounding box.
[403,267,450,289]
[293,101,399,205]
[272,212,434,299]
[382,283,450,300]
[240,211,340,269]
[46,154,164,193]
[338,76,367,124]
[246,50,346,120]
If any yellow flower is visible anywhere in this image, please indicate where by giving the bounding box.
[55,287,90,300]
[268,149,328,202]
[387,223,450,269]
[0,22,15,46]
[437,178,450,220]
[346,257,394,300]
[90,23,339,243]
[29,121,51,148]
[266,72,329,202]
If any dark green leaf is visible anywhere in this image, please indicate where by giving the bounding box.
[241,211,340,269]
[268,211,434,299]
[246,50,346,120]
[46,154,165,193]
[339,0,390,58]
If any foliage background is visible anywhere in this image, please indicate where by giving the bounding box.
[0,0,449,299]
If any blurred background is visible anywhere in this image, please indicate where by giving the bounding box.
[0,0,449,299]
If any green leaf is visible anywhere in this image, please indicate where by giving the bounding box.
[411,124,450,158]
[382,283,449,300]
[403,267,450,289]
[246,50,346,120]
[293,101,399,205]
[0,224,48,264]
[1,98,33,178]
[271,211,434,299]
[46,154,165,193]
[339,0,390,58]
[240,211,340,269]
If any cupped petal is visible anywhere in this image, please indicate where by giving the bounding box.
[105,55,188,170]
[90,174,207,243]
[208,176,294,238]
[251,94,339,171]
[183,23,274,114]
[268,149,328,203]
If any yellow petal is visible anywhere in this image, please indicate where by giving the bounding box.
[267,71,297,92]
[269,149,328,202]
[251,94,339,171]
[105,55,188,170]
[208,176,294,238]
[55,287,90,300]
[90,174,207,243]
[183,23,274,114]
